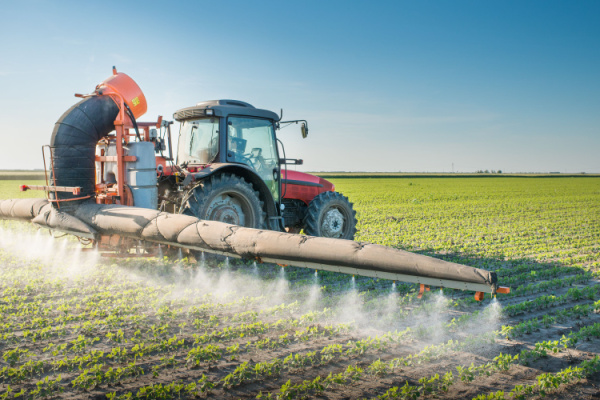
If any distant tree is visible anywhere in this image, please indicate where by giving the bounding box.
[497,170,502,174]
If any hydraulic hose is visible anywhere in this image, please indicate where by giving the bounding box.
[123,102,141,141]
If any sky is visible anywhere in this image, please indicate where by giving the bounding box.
[0,0,598,173]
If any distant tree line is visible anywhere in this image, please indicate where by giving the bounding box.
[475,170,502,174]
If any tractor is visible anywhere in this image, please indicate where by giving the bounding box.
[10,68,506,299]
[28,69,355,242]
[154,99,357,239]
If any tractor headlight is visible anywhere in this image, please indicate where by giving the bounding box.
[205,109,214,116]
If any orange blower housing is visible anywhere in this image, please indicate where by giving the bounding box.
[96,68,147,119]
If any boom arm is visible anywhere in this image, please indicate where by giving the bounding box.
[0,198,505,297]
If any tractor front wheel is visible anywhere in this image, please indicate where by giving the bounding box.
[181,174,266,229]
[304,191,357,240]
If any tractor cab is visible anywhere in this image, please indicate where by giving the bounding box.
[171,100,357,239]
[175,100,281,203]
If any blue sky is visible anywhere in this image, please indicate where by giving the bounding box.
[0,0,598,172]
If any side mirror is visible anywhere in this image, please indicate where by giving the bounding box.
[301,123,308,138]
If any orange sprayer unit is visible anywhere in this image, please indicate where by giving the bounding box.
[24,67,164,209]
[92,67,147,207]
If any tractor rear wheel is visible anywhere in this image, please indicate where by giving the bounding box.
[304,191,357,240]
[181,174,266,229]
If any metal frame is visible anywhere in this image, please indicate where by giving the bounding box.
[19,145,88,209]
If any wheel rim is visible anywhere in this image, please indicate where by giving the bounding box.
[205,193,254,227]
[321,208,346,238]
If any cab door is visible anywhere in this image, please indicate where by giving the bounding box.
[226,117,280,203]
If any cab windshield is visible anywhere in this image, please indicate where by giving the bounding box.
[177,118,219,165]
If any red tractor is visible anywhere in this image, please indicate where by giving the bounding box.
[156,99,357,239]
[31,69,355,241]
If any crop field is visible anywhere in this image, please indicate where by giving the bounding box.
[0,171,46,181]
[0,176,599,399]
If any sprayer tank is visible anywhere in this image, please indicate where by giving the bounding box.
[127,142,158,209]
[95,142,157,209]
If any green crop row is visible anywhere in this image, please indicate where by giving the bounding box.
[473,356,600,400]
[256,332,496,399]
[502,285,600,316]
[500,299,600,339]
[374,322,600,400]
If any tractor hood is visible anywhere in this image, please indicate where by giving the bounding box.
[282,170,335,192]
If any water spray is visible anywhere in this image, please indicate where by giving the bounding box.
[307,269,321,310]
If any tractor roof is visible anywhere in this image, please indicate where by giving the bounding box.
[173,100,280,122]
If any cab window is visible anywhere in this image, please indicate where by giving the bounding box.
[177,118,219,165]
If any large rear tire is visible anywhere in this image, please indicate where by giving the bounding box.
[304,191,357,240]
[180,173,266,229]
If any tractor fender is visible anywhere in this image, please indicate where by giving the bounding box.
[185,163,280,226]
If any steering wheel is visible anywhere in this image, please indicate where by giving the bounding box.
[243,151,268,173]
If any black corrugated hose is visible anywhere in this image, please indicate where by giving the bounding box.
[49,96,120,207]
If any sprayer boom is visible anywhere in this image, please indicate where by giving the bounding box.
[0,198,506,298]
